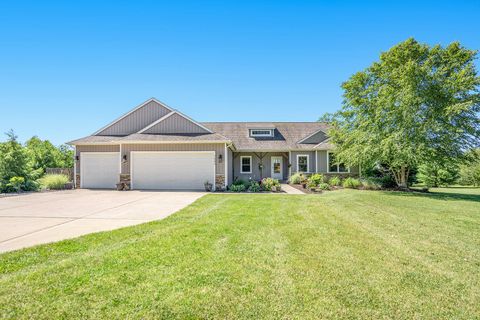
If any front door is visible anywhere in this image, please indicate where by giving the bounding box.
[271,156,283,180]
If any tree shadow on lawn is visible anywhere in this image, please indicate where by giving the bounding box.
[381,189,480,203]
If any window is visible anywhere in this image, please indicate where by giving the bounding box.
[240,156,252,173]
[297,155,309,172]
[250,129,273,137]
[328,152,349,173]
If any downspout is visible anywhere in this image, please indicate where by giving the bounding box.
[224,143,228,189]
[73,145,77,189]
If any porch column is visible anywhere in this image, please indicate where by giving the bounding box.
[288,151,292,177]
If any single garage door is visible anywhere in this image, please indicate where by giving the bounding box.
[131,151,215,190]
[80,152,119,189]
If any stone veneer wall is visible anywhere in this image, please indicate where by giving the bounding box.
[215,174,225,191]
[119,174,131,189]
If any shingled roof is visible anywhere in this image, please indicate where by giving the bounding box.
[201,122,331,150]
[67,132,230,145]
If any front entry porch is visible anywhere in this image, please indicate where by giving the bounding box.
[231,152,289,182]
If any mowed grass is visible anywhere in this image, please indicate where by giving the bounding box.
[1,188,479,319]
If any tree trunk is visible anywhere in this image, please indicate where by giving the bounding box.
[398,165,408,189]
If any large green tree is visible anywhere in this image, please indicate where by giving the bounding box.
[25,136,74,171]
[325,38,480,188]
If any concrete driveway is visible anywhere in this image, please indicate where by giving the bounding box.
[0,189,205,253]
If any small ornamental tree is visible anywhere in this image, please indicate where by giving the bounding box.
[325,38,480,188]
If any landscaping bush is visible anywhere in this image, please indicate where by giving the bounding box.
[248,182,261,192]
[318,182,330,191]
[229,184,246,192]
[38,174,69,190]
[232,179,246,186]
[289,173,305,184]
[8,176,24,192]
[342,177,361,189]
[261,177,280,191]
[308,173,324,186]
[232,178,251,188]
[305,174,324,190]
[328,176,341,186]
[361,178,382,190]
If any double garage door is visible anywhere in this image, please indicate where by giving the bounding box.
[81,151,215,190]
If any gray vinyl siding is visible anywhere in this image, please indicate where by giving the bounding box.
[316,150,327,173]
[232,152,288,182]
[97,100,171,136]
[121,143,225,175]
[143,113,210,134]
[75,145,120,174]
[300,131,328,144]
[290,151,316,174]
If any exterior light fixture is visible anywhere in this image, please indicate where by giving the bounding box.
[122,154,127,162]
[218,154,223,163]
[75,156,79,161]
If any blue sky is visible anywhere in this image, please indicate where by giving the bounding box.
[0,0,479,145]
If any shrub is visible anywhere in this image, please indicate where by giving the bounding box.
[38,174,69,190]
[308,174,324,186]
[361,178,382,190]
[328,176,341,186]
[305,174,324,190]
[229,184,246,192]
[318,182,330,191]
[8,176,24,192]
[232,178,251,188]
[232,179,246,186]
[248,182,261,192]
[342,177,361,189]
[289,173,305,184]
[261,177,280,191]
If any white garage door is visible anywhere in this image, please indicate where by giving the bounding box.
[81,152,119,189]
[131,151,215,190]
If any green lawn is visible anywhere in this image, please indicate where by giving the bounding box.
[1,188,479,319]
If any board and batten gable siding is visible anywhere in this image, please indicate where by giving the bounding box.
[290,151,316,174]
[121,143,225,175]
[96,100,171,136]
[143,113,210,134]
[75,145,120,174]
[232,152,288,181]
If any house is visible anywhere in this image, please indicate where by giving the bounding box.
[68,98,358,190]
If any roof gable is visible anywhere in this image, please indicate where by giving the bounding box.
[94,98,172,136]
[297,129,328,144]
[139,111,212,134]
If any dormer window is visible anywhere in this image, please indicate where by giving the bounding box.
[249,129,274,137]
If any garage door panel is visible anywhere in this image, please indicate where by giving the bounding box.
[132,152,214,190]
[81,153,119,189]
